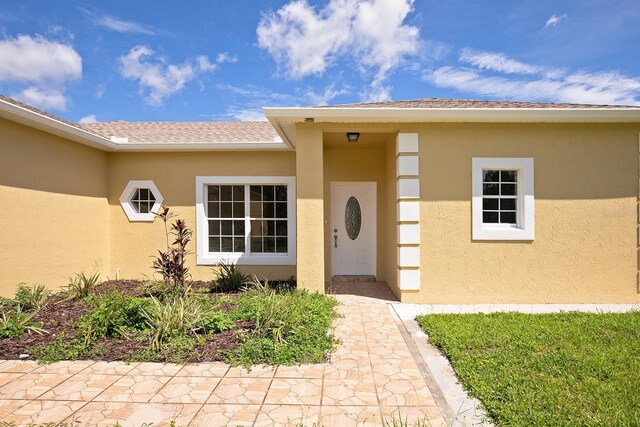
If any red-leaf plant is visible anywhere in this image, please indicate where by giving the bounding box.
[153,207,192,297]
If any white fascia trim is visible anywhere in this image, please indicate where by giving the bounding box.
[472,157,534,241]
[265,116,295,150]
[195,176,297,266]
[119,180,164,222]
[263,107,640,123]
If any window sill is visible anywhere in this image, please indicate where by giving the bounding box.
[473,225,534,241]
[197,252,296,266]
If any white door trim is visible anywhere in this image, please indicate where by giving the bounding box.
[330,181,377,277]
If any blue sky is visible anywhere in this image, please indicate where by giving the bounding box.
[0,0,639,123]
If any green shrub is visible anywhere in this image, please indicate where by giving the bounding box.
[14,283,51,311]
[231,282,340,366]
[201,310,235,333]
[0,308,47,338]
[64,272,101,300]
[31,333,91,363]
[78,292,152,343]
[142,295,207,349]
[212,262,251,293]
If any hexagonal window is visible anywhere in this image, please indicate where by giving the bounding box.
[119,180,164,222]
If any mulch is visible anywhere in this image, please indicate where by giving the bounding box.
[0,280,251,363]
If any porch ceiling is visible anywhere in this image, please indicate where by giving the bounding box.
[322,131,396,148]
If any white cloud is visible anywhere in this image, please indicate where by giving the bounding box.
[78,114,97,124]
[118,46,216,106]
[257,0,420,98]
[13,87,69,110]
[459,49,539,74]
[305,83,349,105]
[91,13,154,35]
[424,50,640,105]
[0,34,81,110]
[544,14,567,29]
[216,52,238,64]
[196,55,217,72]
[226,107,268,121]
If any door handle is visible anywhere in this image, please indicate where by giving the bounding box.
[334,234,338,248]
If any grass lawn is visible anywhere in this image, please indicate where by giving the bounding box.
[417,312,640,426]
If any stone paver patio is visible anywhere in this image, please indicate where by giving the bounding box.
[0,282,446,426]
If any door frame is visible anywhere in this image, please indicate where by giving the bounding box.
[330,181,377,277]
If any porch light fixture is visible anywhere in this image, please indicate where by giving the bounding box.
[346,132,360,143]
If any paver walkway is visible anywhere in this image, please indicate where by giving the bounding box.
[0,282,446,426]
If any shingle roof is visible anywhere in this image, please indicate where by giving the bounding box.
[317,98,640,109]
[79,120,280,143]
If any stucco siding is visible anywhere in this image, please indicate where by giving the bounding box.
[413,123,640,303]
[0,118,109,297]
[107,151,297,282]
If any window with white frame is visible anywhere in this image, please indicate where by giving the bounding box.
[196,177,296,265]
[472,158,534,240]
[119,180,164,222]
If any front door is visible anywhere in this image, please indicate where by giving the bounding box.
[331,182,376,276]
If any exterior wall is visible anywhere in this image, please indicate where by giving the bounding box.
[323,145,389,282]
[0,118,109,296]
[415,123,640,304]
[107,151,296,282]
[295,126,325,292]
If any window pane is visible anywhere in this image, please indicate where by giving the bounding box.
[275,220,288,237]
[250,202,262,217]
[500,198,516,211]
[483,212,499,223]
[500,212,517,224]
[208,185,220,202]
[264,220,275,236]
[221,237,233,252]
[233,202,245,218]
[233,220,245,236]
[250,185,262,201]
[234,237,245,252]
[264,237,276,253]
[483,184,499,195]
[148,192,156,202]
[501,170,517,182]
[483,170,499,182]
[263,185,274,201]
[132,188,140,201]
[207,202,219,218]
[208,220,220,235]
[251,237,263,253]
[139,202,149,214]
[263,202,275,218]
[276,237,288,253]
[221,220,233,235]
[220,185,233,201]
[501,184,517,196]
[275,202,287,218]
[209,237,220,252]
[482,198,498,210]
[275,185,287,201]
[233,185,244,201]
[251,220,265,236]
[139,188,149,200]
[220,202,232,218]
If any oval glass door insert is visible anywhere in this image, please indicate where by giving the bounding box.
[345,196,362,240]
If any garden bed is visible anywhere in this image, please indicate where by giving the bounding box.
[0,278,340,366]
[417,311,640,426]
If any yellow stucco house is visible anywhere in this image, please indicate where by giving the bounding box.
[2,94,640,304]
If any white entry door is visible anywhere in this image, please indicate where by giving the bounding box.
[331,182,376,276]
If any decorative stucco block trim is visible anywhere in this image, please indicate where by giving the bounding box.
[397,155,419,176]
[398,246,420,268]
[398,201,420,222]
[119,180,164,222]
[398,268,420,290]
[396,133,419,154]
[397,178,420,199]
[398,222,420,245]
